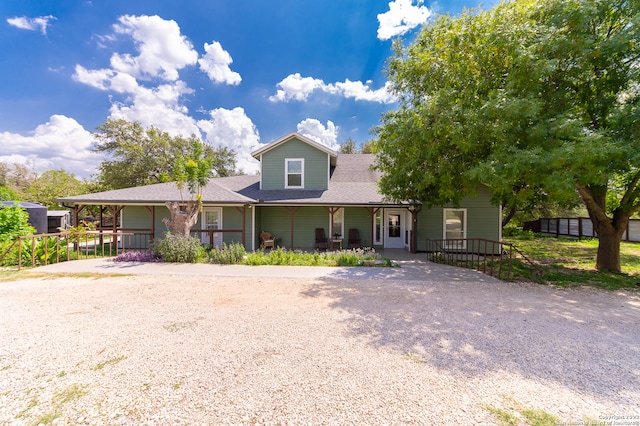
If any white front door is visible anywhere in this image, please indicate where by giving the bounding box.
[202,208,222,248]
[384,209,404,248]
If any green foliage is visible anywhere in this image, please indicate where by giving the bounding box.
[376,0,640,271]
[504,235,640,290]
[0,162,35,199]
[243,247,382,266]
[24,169,89,208]
[207,242,247,264]
[484,397,560,426]
[153,232,205,263]
[0,204,35,242]
[0,186,21,201]
[173,138,214,199]
[339,137,357,154]
[20,236,68,266]
[66,221,97,246]
[0,235,69,267]
[94,118,237,190]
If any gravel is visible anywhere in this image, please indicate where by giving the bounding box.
[0,262,639,425]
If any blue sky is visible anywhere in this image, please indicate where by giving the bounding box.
[0,0,496,177]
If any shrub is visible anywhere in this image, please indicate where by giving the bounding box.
[0,204,35,242]
[243,247,383,266]
[110,251,161,263]
[208,242,246,264]
[153,232,205,263]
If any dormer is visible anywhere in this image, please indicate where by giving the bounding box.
[251,132,338,190]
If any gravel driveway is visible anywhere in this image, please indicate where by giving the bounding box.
[1,260,639,425]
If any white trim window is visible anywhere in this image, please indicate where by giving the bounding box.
[443,208,467,248]
[285,158,304,188]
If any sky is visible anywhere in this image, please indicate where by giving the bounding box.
[0,0,497,178]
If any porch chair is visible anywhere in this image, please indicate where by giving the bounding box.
[348,228,361,249]
[315,228,328,251]
[260,231,276,250]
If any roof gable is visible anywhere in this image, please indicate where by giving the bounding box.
[251,132,337,161]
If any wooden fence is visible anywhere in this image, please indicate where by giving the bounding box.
[523,218,640,242]
[0,231,141,270]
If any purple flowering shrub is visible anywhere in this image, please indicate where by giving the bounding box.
[110,251,162,263]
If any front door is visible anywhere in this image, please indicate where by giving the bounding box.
[384,210,404,248]
[201,208,222,248]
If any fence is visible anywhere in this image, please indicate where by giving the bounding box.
[524,218,640,242]
[425,238,515,280]
[0,231,140,270]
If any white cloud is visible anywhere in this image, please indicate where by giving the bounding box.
[198,41,242,85]
[269,73,325,102]
[377,0,431,40]
[109,81,200,137]
[0,115,100,178]
[270,73,396,104]
[72,14,258,175]
[296,119,339,151]
[7,15,56,35]
[110,15,198,81]
[197,107,261,174]
[329,80,396,103]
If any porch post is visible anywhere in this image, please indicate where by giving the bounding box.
[324,207,341,238]
[407,205,422,253]
[144,206,156,247]
[234,206,247,248]
[365,207,381,248]
[285,207,300,249]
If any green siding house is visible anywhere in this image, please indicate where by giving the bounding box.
[55,132,502,252]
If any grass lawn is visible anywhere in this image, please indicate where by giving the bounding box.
[503,232,640,291]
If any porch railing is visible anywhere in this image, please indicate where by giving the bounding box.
[189,229,245,248]
[426,238,515,280]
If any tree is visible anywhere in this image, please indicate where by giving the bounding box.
[375,0,640,272]
[360,140,375,154]
[162,139,213,236]
[0,162,36,199]
[0,186,21,202]
[339,137,357,154]
[94,119,237,190]
[24,169,90,208]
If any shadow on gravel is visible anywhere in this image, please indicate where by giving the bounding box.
[302,262,640,407]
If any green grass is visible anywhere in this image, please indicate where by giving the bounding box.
[484,397,560,426]
[504,232,640,291]
[51,384,88,406]
[94,355,127,371]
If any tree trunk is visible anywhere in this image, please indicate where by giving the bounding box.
[594,224,622,272]
[576,184,629,273]
[162,201,200,237]
[502,206,517,228]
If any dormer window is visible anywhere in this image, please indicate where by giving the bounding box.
[285,158,304,188]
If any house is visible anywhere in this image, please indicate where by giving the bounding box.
[55,132,501,252]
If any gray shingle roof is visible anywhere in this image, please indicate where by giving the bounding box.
[55,154,389,206]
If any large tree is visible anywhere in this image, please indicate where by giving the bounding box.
[94,119,237,190]
[162,139,213,236]
[25,169,90,208]
[375,0,640,272]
